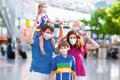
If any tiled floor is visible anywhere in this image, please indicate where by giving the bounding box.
[0,51,119,80]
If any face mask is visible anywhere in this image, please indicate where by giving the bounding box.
[42,8,47,13]
[60,49,68,55]
[69,39,77,45]
[78,30,83,35]
[72,27,79,30]
[43,33,52,40]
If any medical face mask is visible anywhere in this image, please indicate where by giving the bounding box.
[69,39,77,45]
[77,30,83,35]
[60,48,68,55]
[43,33,52,40]
[72,27,80,30]
[42,8,47,13]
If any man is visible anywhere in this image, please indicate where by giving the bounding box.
[25,22,63,80]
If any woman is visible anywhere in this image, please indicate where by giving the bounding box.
[66,30,99,80]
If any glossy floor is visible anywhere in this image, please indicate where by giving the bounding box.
[0,52,120,80]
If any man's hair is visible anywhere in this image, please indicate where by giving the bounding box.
[41,23,54,32]
[57,40,70,50]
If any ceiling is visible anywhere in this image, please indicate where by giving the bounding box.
[35,0,114,13]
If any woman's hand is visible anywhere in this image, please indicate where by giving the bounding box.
[80,32,89,39]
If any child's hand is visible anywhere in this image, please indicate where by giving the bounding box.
[53,48,59,54]
[81,32,89,38]
[41,50,47,56]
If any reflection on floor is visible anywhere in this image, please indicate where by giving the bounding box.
[0,51,120,80]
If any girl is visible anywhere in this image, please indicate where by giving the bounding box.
[34,2,62,55]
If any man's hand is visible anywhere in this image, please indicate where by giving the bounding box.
[58,21,64,28]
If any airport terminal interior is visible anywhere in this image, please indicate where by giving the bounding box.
[0,0,120,80]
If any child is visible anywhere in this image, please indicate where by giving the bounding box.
[72,21,84,35]
[51,40,76,80]
[0,43,7,60]
[60,21,84,41]
[34,2,62,55]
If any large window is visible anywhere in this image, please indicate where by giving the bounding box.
[0,14,7,37]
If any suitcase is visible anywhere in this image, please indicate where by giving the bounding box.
[8,51,15,59]
[21,51,27,59]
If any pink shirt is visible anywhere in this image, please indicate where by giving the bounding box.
[68,44,86,76]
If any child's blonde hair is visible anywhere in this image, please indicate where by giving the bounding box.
[38,2,47,14]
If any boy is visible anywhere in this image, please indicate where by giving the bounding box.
[51,40,76,80]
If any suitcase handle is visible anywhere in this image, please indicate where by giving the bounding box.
[54,70,74,80]
[55,68,74,74]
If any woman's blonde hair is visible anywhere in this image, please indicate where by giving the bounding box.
[38,2,46,14]
[66,30,84,49]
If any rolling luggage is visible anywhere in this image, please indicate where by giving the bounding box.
[21,51,27,59]
[7,51,15,59]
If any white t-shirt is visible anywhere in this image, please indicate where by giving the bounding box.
[1,44,7,51]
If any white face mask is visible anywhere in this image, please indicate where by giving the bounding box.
[78,30,83,35]
[60,49,68,55]
[72,27,79,30]
[43,33,52,40]
[69,39,77,45]
[42,8,47,13]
